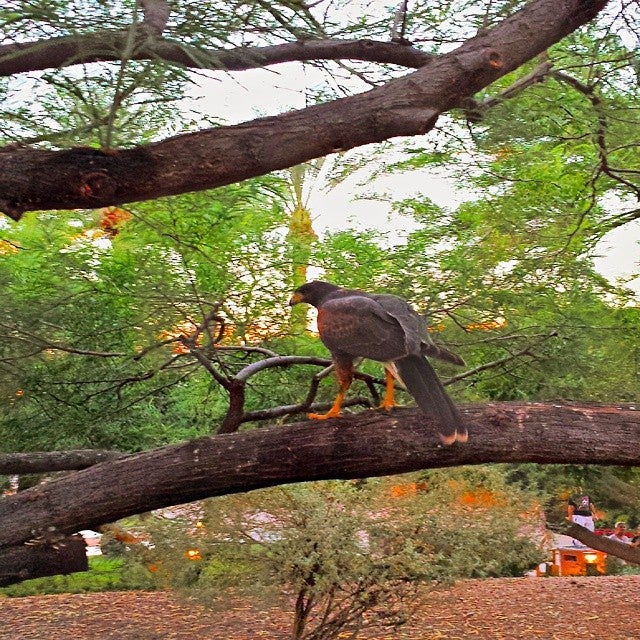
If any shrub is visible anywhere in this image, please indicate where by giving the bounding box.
[135,468,544,640]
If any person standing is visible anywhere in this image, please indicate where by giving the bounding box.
[567,491,597,532]
[567,490,597,547]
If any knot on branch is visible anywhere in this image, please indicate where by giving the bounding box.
[456,47,504,73]
[0,197,25,221]
[487,50,503,69]
[79,171,117,199]
[484,405,514,428]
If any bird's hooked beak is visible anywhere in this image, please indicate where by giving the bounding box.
[289,292,304,306]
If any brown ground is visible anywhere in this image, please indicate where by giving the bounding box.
[1,576,639,639]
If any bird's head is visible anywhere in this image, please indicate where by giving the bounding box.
[289,280,340,308]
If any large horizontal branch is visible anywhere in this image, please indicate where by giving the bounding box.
[0,449,123,475]
[0,35,433,78]
[0,0,609,219]
[0,400,638,553]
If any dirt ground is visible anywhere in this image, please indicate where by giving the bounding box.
[1,576,639,640]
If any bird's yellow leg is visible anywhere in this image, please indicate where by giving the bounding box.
[379,368,397,411]
[308,389,345,420]
[308,362,353,420]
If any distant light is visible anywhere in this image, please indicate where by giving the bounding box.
[584,552,598,564]
[185,548,202,561]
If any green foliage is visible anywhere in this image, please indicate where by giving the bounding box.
[0,556,154,597]
[2,1,638,455]
[411,467,546,577]
[0,177,295,453]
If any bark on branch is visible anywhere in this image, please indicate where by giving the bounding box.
[0,401,638,554]
[0,36,432,78]
[0,449,123,475]
[0,0,609,219]
[0,535,87,588]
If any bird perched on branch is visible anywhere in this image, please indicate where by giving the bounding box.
[289,280,467,445]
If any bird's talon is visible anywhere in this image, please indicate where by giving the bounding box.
[308,412,339,420]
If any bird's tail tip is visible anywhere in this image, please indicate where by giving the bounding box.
[438,428,468,446]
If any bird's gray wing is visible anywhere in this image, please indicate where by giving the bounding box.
[317,295,407,362]
[372,294,465,366]
[369,293,423,354]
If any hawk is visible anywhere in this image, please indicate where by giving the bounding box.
[289,280,467,445]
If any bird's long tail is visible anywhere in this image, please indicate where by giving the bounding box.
[393,354,467,445]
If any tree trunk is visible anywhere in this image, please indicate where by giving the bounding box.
[0,535,87,587]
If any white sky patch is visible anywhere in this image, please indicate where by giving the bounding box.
[308,165,468,239]
[593,220,640,292]
[187,62,355,126]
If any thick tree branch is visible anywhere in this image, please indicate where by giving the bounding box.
[0,449,123,475]
[0,535,87,588]
[0,36,432,78]
[0,0,610,219]
[0,401,638,554]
